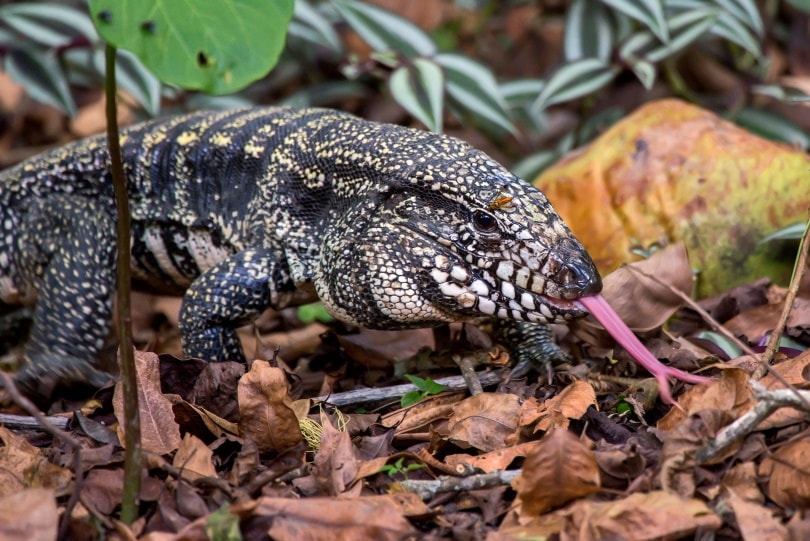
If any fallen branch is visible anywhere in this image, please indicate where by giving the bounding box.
[697,380,810,464]
[396,469,521,500]
[314,371,503,407]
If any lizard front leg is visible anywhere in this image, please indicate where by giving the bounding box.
[178,247,296,363]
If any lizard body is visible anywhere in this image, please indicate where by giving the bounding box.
[0,107,601,397]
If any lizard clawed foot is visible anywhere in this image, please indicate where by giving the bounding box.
[497,320,568,383]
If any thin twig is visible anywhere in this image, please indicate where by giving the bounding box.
[104,44,141,525]
[396,469,521,500]
[697,380,810,464]
[753,220,810,379]
[314,371,503,407]
[0,373,84,541]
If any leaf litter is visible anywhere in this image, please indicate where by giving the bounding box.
[1,237,809,540]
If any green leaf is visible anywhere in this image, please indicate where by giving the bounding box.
[289,0,343,54]
[389,58,444,132]
[711,11,762,57]
[601,0,669,43]
[88,0,294,95]
[204,505,242,541]
[532,58,619,112]
[729,107,810,151]
[332,0,436,57]
[281,80,369,107]
[501,78,545,107]
[422,378,445,395]
[510,150,558,181]
[693,331,743,360]
[116,50,162,116]
[0,3,97,47]
[4,47,75,116]
[297,302,334,324]
[564,0,616,61]
[751,84,810,104]
[714,0,763,36]
[626,56,656,89]
[400,390,423,408]
[644,9,718,63]
[785,0,810,12]
[403,374,428,391]
[434,53,514,134]
[759,222,808,243]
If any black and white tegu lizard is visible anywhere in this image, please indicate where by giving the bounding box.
[0,106,603,398]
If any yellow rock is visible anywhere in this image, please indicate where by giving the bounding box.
[533,99,810,297]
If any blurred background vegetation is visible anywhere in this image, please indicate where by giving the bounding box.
[0,0,808,178]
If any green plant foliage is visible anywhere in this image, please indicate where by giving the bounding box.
[400,375,445,408]
[532,58,620,113]
[759,222,809,243]
[389,58,445,132]
[204,505,242,541]
[729,107,810,150]
[379,457,425,479]
[297,302,334,324]
[436,53,515,134]
[0,3,162,115]
[88,0,294,95]
[333,0,436,57]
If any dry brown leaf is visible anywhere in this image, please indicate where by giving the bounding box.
[0,426,73,498]
[382,393,461,434]
[168,394,240,439]
[759,438,810,509]
[237,360,304,453]
[448,392,521,451]
[725,297,810,343]
[573,243,694,346]
[312,414,361,496]
[172,433,217,481]
[0,488,58,541]
[722,462,764,504]
[535,99,810,297]
[512,429,600,517]
[557,490,721,540]
[519,380,597,432]
[337,328,434,369]
[660,409,733,496]
[445,440,542,474]
[114,350,182,455]
[657,368,753,431]
[83,468,126,516]
[727,489,788,540]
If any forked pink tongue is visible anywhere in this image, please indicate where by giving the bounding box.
[578,294,713,406]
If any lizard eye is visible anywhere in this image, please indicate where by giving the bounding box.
[472,210,498,232]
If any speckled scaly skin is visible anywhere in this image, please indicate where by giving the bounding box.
[0,106,601,397]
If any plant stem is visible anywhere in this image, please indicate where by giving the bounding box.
[104,43,141,525]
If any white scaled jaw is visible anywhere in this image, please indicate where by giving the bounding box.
[430,255,581,324]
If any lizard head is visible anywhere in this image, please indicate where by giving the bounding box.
[312,127,602,329]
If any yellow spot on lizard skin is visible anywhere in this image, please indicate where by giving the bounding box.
[177,131,199,145]
[211,133,232,146]
[244,142,264,158]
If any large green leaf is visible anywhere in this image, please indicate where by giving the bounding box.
[389,58,444,132]
[333,0,436,57]
[88,0,294,95]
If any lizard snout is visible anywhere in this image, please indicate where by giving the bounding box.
[545,239,602,299]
